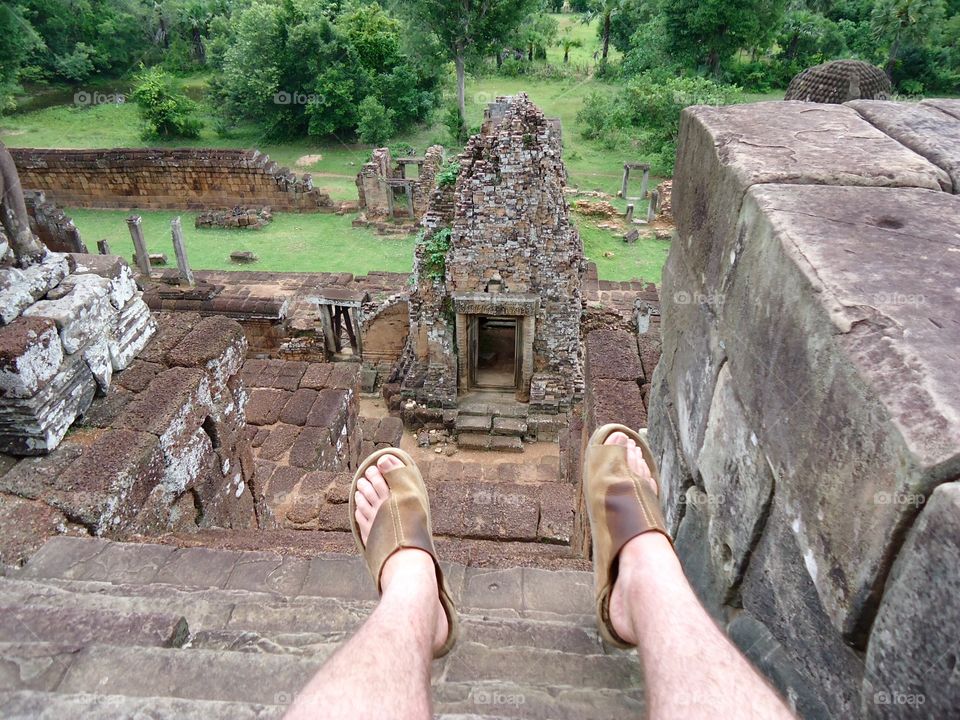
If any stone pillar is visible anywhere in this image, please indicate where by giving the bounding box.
[621,165,630,198]
[319,305,337,355]
[639,167,650,199]
[97,239,111,255]
[126,215,151,276]
[170,216,194,286]
[647,190,660,223]
[385,182,395,219]
[625,203,634,223]
[405,185,414,218]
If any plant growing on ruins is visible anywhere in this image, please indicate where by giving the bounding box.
[436,161,461,188]
[419,227,452,282]
[131,66,203,139]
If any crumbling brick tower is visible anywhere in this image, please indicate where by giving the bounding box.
[398,94,585,408]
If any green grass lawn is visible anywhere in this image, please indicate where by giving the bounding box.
[68,208,416,275]
[68,207,667,283]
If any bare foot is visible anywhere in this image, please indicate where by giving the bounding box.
[354,453,449,653]
[603,431,672,645]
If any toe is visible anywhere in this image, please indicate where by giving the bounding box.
[365,464,390,501]
[605,431,630,448]
[377,453,404,473]
[357,477,378,505]
[355,489,374,520]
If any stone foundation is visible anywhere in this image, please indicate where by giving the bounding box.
[10,148,334,212]
[650,99,960,717]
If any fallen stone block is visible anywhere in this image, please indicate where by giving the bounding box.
[0,316,64,399]
[108,297,156,371]
[23,272,112,354]
[0,253,70,325]
[65,253,138,310]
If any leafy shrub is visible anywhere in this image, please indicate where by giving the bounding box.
[443,106,470,144]
[436,161,461,188]
[419,227,452,281]
[357,95,396,145]
[577,73,741,173]
[131,66,203,139]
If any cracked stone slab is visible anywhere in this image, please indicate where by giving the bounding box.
[23,273,113,355]
[0,317,63,399]
[722,184,960,637]
[922,98,960,123]
[848,99,960,193]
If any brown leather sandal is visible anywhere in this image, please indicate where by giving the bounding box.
[349,447,459,658]
[584,423,673,649]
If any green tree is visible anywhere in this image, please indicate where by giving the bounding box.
[0,4,42,113]
[558,30,583,62]
[357,95,396,144]
[871,0,947,77]
[131,65,203,139]
[590,0,623,64]
[401,0,538,134]
[660,0,786,76]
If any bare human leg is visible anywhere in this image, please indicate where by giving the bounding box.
[603,432,795,720]
[284,454,448,720]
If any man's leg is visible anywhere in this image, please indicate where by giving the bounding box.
[285,455,448,720]
[604,432,795,720]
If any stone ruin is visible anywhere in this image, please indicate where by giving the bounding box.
[396,94,585,411]
[355,145,444,231]
[24,191,87,254]
[196,206,273,230]
[785,59,892,104]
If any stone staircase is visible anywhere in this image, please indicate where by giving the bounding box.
[0,536,644,719]
[454,396,566,454]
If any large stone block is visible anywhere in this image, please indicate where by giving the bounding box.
[165,316,247,397]
[646,366,693,536]
[722,184,960,638]
[109,297,156,371]
[741,498,865,718]
[0,351,97,454]
[0,316,63,399]
[584,329,643,381]
[23,272,112,354]
[863,482,960,718]
[848,100,960,194]
[585,379,646,434]
[696,363,774,598]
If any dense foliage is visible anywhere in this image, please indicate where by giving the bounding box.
[131,66,203,139]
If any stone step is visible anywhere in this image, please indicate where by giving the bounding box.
[491,416,527,438]
[490,435,524,453]
[455,414,492,433]
[0,601,188,649]
[457,432,493,450]
[0,691,285,720]
[29,644,641,716]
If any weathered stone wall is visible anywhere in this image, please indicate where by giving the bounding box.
[0,312,255,546]
[649,99,960,718]
[356,145,443,221]
[10,148,334,212]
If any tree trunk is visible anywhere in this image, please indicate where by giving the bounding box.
[885,35,901,79]
[0,143,47,266]
[455,53,467,136]
[602,13,611,61]
[496,50,502,69]
[564,47,570,63]
[528,44,534,62]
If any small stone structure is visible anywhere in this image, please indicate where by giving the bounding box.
[650,99,959,717]
[196,206,273,230]
[0,312,255,542]
[785,59,892,104]
[397,95,585,409]
[10,148,335,212]
[355,146,444,224]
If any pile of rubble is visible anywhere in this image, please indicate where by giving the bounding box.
[1,252,155,454]
[196,206,273,230]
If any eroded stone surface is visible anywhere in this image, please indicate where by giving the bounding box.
[0,317,63,399]
[849,100,960,193]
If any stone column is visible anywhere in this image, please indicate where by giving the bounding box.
[639,167,650,199]
[97,239,111,255]
[621,165,630,198]
[170,216,194,286]
[126,215,152,276]
[625,203,634,223]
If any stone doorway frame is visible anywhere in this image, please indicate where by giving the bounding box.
[452,292,539,402]
[315,288,368,358]
[470,315,521,391]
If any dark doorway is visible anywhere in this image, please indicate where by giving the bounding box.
[472,316,518,389]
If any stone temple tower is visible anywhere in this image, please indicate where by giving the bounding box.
[397,94,585,410]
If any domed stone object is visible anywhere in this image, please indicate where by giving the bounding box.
[785,60,892,104]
